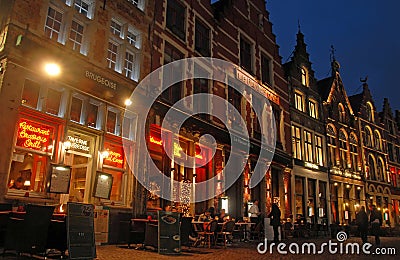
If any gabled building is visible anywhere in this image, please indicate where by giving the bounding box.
[284,30,330,225]
[318,59,364,225]
[379,98,400,226]
[349,82,391,226]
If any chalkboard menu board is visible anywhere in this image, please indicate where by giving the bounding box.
[93,171,113,199]
[49,164,71,194]
[67,202,96,259]
[158,211,181,255]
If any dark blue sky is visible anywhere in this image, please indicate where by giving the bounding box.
[267,0,400,112]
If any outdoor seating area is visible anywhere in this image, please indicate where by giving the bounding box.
[0,203,68,259]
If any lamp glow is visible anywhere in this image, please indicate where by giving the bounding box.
[44,63,61,76]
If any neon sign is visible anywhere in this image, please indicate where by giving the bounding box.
[104,151,124,168]
[150,136,162,146]
[66,135,90,153]
[16,119,52,151]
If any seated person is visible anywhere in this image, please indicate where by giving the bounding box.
[217,209,229,223]
[163,205,172,212]
[10,177,24,189]
[198,210,212,222]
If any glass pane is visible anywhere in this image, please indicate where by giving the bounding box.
[70,97,82,123]
[87,103,98,128]
[103,168,123,202]
[46,88,61,115]
[22,79,40,109]
[107,110,117,134]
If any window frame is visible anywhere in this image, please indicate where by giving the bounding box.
[166,0,186,41]
[292,125,302,160]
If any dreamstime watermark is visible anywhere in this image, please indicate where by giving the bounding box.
[257,231,397,255]
[122,57,276,203]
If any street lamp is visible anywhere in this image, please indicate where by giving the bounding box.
[44,62,61,77]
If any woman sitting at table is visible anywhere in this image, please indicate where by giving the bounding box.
[217,209,229,223]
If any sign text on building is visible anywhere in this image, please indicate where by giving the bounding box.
[85,70,117,90]
[16,119,53,152]
[67,135,91,153]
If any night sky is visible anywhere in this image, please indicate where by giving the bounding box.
[266,0,400,112]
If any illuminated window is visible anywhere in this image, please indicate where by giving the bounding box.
[127,0,145,11]
[45,7,63,41]
[377,158,385,182]
[315,135,323,166]
[107,41,118,70]
[349,133,358,172]
[338,103,346,123]
[304,130,313,163]
[294,92,304,112]
[365,127,373,147]
[339,130,348,168]
[309,100,318,119]
[69,20,84,52]
[374,130,382,150]
[301,67,308,86]
[292,126,302,160]
[366,102,374,122]
[123,51,137,79]
[327,125,336,166]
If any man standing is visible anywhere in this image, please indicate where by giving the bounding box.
[268,203,281,242]
[369,205,382,246]
[249,200,260,224]
[356,206,368,244]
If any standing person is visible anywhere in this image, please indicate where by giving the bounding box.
[249,200,260,224]
[268,203,281,242]
[356,206,368,244]
[369,205,382,246]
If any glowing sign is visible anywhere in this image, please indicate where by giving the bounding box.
[305,162,319,170]
[66,135,90,153]
[104,150,124,168]
[150,136,162,146]
[16,119,53,152]
[235,68,280,105]
[173,142,183,157]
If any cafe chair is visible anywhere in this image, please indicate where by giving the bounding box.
[197,220,217,248]
[250,221,263,241]
[3,204,55,258]
[216,220,235,248]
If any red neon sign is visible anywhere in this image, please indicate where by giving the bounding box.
[16,119,53,152]
[150,135,162,146]
[103,143,124,168]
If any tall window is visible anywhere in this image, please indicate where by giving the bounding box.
[301,67,308,86]
[193,65,210,120]
[294,92,304,112]
[124,51,137,79]
[22,79,40,109]
[106,107,121,135]
[45,88,62,116]
[71,0,94,19]
[252,97,262,139]
[327,125,337,166]
[69,20,84,52]
[261,54,271,85]
[365,127,373,147]
[338,103,346,123]
[127,0,145,11]
[304,130,313,162]
[309,100,318,119]
[315,135,323,166]
[292,126,302,160]
[377,158,385,182]
[368,155,376,180]
[396,146,400,164]
[295,177,305,217]
[45,7,63,41]
[240,37,252,73]
[339,130,348,168]
[349,134,358,172]
[374,130,381,150]
[388,143,394,162]
[107,41,118,70]
[166,0,186,41]
[195,19,210,56]
[366,102,374,122]
[162,42,184,103]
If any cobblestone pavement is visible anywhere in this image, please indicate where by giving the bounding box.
[2,236,399,259]
[95,236,400,260]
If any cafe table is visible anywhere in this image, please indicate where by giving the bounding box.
[235,222,255,242]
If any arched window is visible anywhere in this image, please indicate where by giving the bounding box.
[374,130,382,150]
[368,155,376,180]
[327,124,336,166]
[366,102,374,122]
[349,133,358,172]
[365,127,373,147]
[301,67,308,86]
[338,103,346,123]
[339,129,348,168]
[377,157,385,182]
